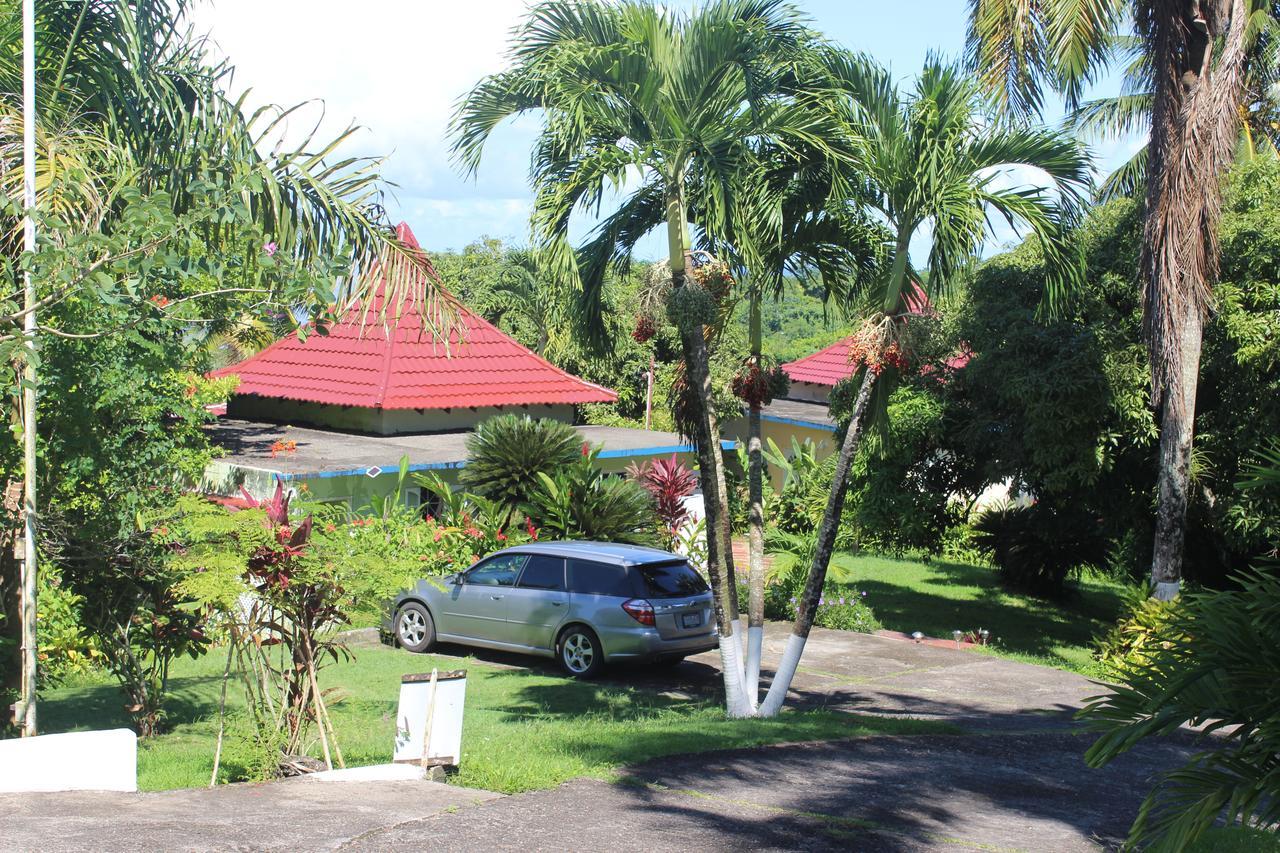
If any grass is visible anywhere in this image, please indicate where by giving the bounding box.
[40,644,953,793]
[822,552,1134,674]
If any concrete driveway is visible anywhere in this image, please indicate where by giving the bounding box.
[0,624,1192,852]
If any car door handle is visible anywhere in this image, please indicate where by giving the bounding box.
[489,594,505,600]
[552,601,564,606]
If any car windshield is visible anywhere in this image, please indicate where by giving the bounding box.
[636,561,709,598]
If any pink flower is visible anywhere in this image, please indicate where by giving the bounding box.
[264,241,278,257]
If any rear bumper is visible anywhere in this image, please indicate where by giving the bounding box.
[602,627,719,661]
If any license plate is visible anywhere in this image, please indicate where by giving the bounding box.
[681,612,702,629]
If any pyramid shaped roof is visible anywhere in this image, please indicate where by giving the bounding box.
[212,223,617,410]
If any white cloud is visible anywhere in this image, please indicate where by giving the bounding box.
[190,0,536,245]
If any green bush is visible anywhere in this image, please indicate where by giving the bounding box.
[460,414,582,523]
[971,501,1108,597]
[36,567,103,687]
[523,445,655,544]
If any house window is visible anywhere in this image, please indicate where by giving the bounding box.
[405,487,443,520]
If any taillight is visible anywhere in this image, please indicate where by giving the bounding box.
[622,598,655,626]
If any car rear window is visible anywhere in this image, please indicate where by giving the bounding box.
[567,559,638,597]
[636,561,709,598]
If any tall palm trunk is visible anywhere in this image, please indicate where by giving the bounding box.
[1142,0,1250,599]
[666,190,750,716]
[744,290,766,702]
[759,365,876,717]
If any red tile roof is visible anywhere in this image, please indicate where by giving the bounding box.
[781,284,970,387]
[211,223,617,410]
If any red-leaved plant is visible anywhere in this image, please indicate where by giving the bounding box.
[627,454,697,549]
[236,480,348,768]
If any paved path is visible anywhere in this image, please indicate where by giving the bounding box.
[0,777,500,852]
[1,624,1192,851]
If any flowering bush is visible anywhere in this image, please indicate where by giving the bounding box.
[769,583,880,633]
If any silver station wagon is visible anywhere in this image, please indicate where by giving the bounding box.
[387,541,717,678]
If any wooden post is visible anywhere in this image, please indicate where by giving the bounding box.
[419,668,439,769]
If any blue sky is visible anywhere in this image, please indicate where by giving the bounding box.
[194,1,1141,260]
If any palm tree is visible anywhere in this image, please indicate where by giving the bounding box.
[715,156,886,701]
[450,0,848,715]
[758,55,1091,716]
[1070,23,1280,201]
[0,0,446,324]
[966,0,1272,599]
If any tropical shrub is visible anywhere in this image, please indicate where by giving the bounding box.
[524,445,655,544]
[627,455,697,548]
[1094,592,1181,681]
[971,501,1109,597]
[35,568,104,686]
[57,521,211,737]
[459,414,581,523]
[762,437,830,534]
[832,382,967,554]
[1080,568,1280,851]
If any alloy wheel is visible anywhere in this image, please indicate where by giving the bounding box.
[562,632,595,674]
[399,609,426,647]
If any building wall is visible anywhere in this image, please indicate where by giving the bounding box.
[227,395,575,435]
[783,382,832,404]
[723,414,838,491]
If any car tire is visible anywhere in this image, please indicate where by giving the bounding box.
[395,602,436,653]
[557,625,603,679]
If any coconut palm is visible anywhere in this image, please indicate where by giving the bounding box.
[450,0,850,715]
[757,55,1092,716]
[967,0,1274,599]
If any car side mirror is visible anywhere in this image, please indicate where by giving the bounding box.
[449,573,463,586]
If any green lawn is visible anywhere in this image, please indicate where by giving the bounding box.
[825,552,1133,674]
[40,644,951,793]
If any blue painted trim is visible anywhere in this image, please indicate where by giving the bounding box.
[761,413,834,430]
[274,440,737,481]
[596,439,736,459]
[278,459,465,482]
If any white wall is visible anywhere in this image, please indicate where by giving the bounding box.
[0,729,137,792]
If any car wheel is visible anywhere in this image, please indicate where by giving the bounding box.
[558,625,603,679]
[395,602,436,653]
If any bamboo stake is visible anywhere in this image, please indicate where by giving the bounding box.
[209,641,235,787]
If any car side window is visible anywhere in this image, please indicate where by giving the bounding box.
[465,554,526,587]
[517,555,565,591]
[567,559,637,597]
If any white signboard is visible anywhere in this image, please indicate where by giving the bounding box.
[393,669,467,767]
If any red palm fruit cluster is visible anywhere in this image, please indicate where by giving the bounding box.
[631,313,656,343]
[847,335,909,376]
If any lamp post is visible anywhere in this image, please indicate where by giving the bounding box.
[15,0,38,737]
